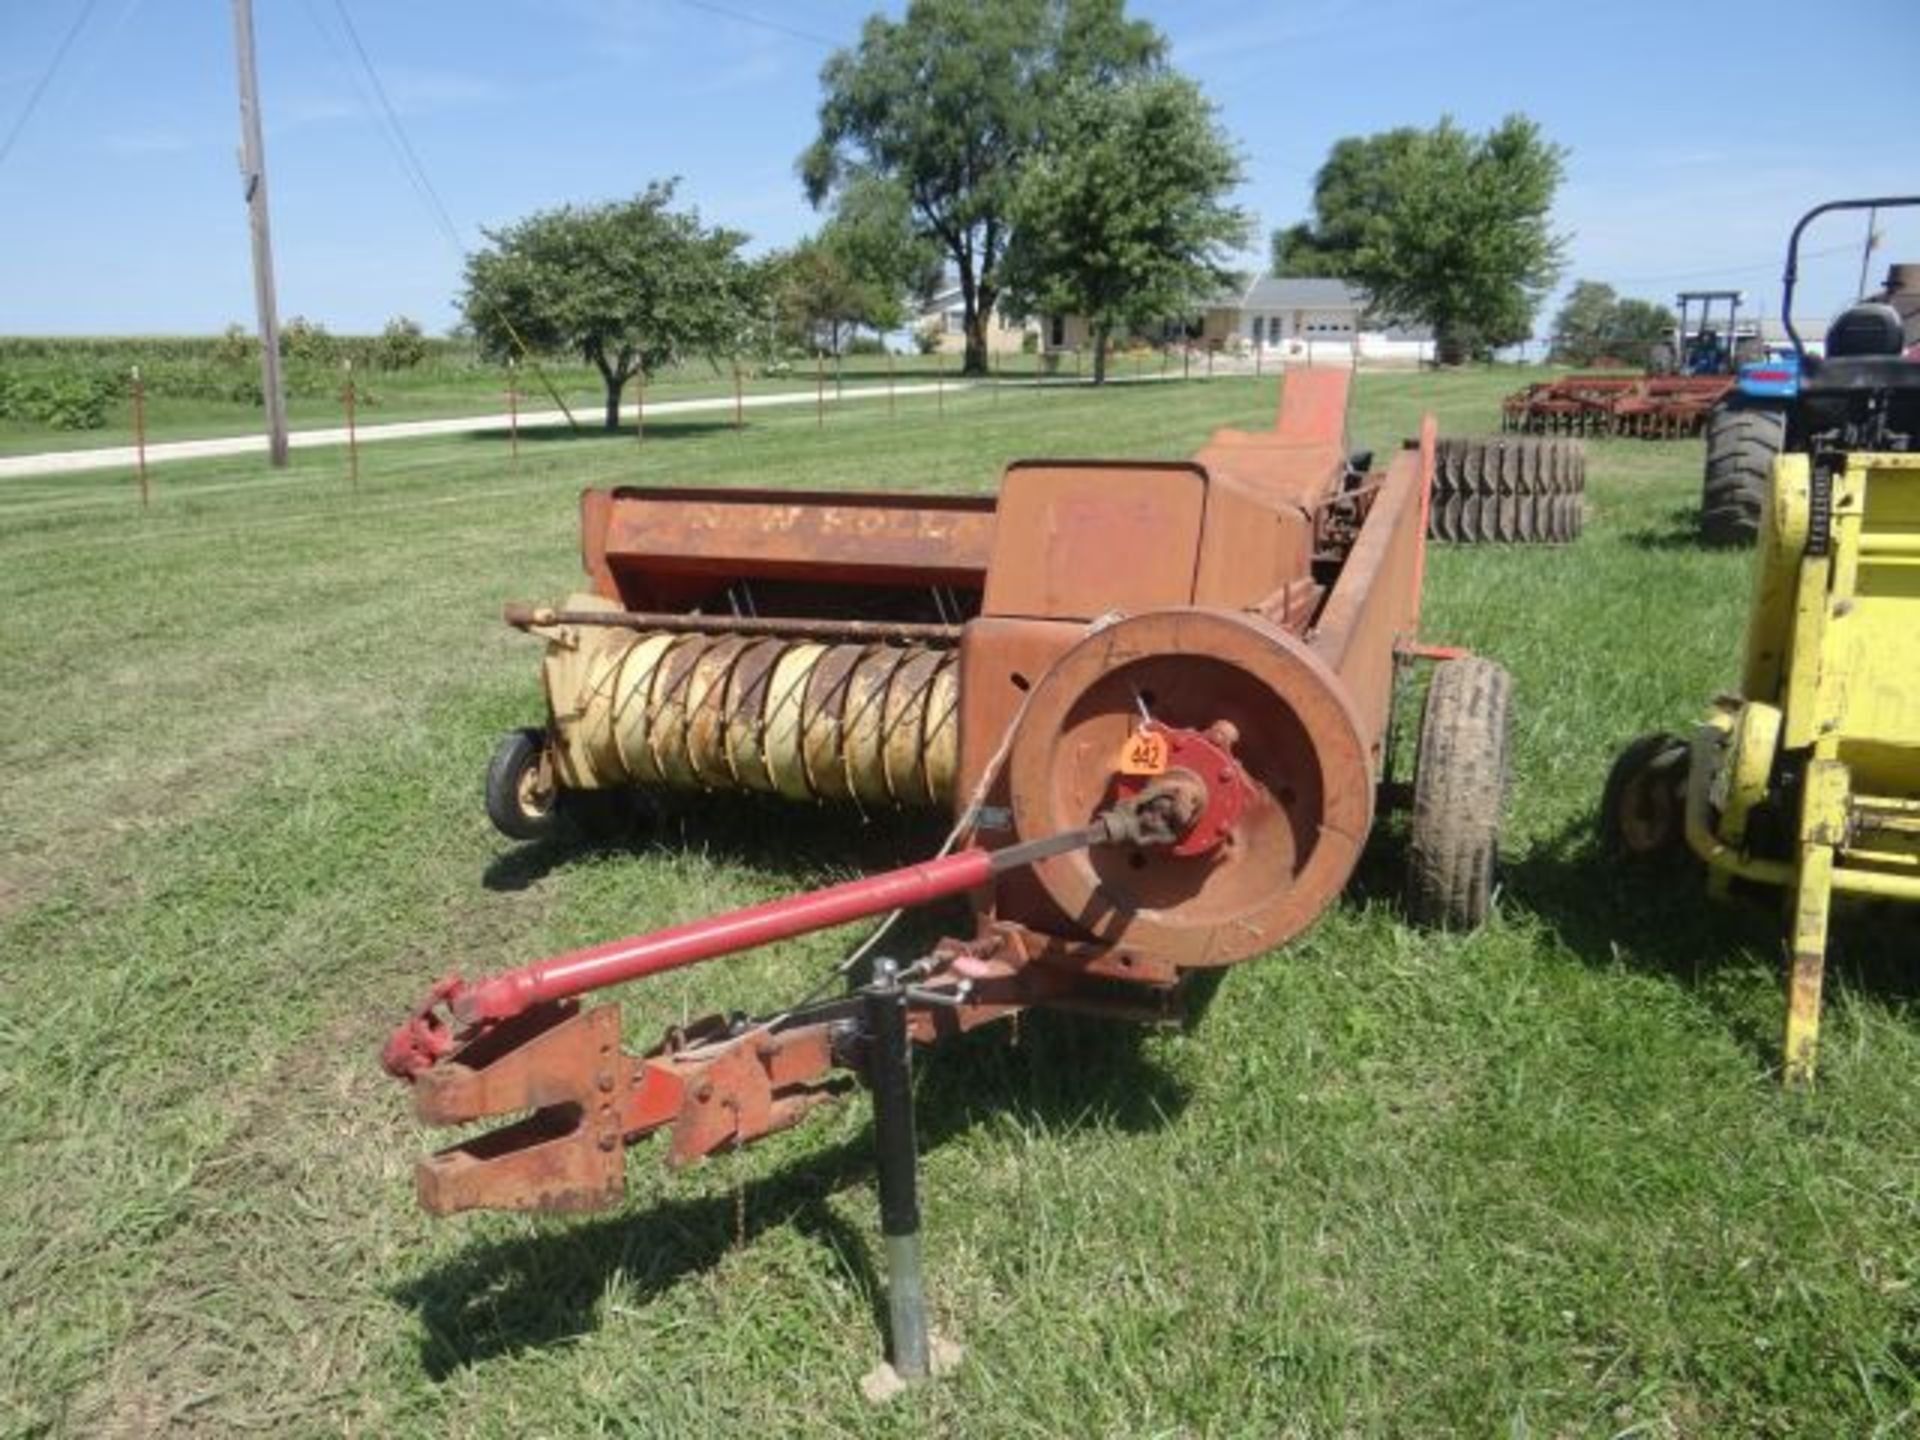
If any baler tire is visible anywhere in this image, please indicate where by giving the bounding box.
[1699,405,1783,547]
[1406,657,1511,931]
[486,727,560,842]
[1428,436,1585,545]
[1598,730,1691,860]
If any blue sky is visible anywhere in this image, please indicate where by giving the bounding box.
[0,0,1913,336]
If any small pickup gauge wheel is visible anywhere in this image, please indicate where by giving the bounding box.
[486,727,560,841]
[1599,731,1691,858]
[1406,657,1512,930]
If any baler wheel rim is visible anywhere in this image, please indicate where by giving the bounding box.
[1405,657,1511,930]
[486,727,560,842]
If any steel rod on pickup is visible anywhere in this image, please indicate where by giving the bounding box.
[504,601,963,646]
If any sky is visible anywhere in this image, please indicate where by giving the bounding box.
[0,0,1914,337]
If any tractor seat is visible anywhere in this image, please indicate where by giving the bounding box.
[1800,302,1919,393]
[1826,302,1905,358]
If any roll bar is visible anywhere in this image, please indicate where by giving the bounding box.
[1782,196,1920,359]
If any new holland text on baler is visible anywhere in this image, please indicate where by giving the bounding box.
[382,372,1557,1378]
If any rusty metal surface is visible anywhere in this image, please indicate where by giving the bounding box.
[1308,440,1427,769]
[1003,608,1373,968]
[981,461,1209,620]
[586,485,998,610]
[412,1002,627,1215]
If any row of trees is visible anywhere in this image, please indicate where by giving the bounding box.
[462,0,1250,425]
[462,0,1587,424]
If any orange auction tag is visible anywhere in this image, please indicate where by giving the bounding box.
[1117,728,1169,776]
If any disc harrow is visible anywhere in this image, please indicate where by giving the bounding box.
[1503,373,1734,439]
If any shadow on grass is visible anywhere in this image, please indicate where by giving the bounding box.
[392,1009,1189,1378]
[1341,787,1918,1069]
[459,418,742,445]
[1500,813,1920,1064]
[482,791,951,895]
[1622,503,1708,552]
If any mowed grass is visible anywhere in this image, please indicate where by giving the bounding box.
[2,371,1917,1437]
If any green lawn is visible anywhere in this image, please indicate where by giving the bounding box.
[2,372,1915,1437]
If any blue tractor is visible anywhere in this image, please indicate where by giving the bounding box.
[1700,231,1920,545]
[1648,289,1762,377]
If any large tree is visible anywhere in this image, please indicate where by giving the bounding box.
[802,0,1164,376]
[1269,128,1422,279]
[462,182,755,429]
[1002,74,1247,383]
[1275,116,1567,363]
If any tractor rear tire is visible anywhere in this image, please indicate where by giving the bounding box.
[1598,731,1691,859]
[1700,405,1783,547]
[1406,657,1512,930]
[1428,436,1585,544]
[486,727,561,841]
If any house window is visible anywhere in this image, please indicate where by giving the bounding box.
[1049,315,1066,348]
[944,309,965,335]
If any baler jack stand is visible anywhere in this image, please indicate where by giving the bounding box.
[860,956,947,1396]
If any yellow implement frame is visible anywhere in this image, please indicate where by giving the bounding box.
[1687,450,1920,1081]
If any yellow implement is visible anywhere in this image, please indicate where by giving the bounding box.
[1607,450,1920,1081]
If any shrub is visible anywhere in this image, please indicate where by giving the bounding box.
[845,335,888,356]
[373,316,428,370]
[214,323,255,367]
[0,366,116,430]
[279,316,337,366]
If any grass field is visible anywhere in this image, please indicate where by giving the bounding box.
[2,371,1915,1437]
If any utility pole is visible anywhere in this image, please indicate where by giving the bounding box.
[1856,206,1881,300]
[231,0,289,467]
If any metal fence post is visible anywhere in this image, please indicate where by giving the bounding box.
[132,364,149,508]
[343,358,358,490]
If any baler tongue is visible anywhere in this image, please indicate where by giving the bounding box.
[409,1001,629,1215]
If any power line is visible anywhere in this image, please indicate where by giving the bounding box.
[313,0,578,426]
[0,0,102,173]
[1610,239,1859,288]
[670,0,841,49]
[297,0,440,243]
[327,0,466,254]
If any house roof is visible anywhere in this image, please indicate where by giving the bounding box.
[1210,275,1365,311]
